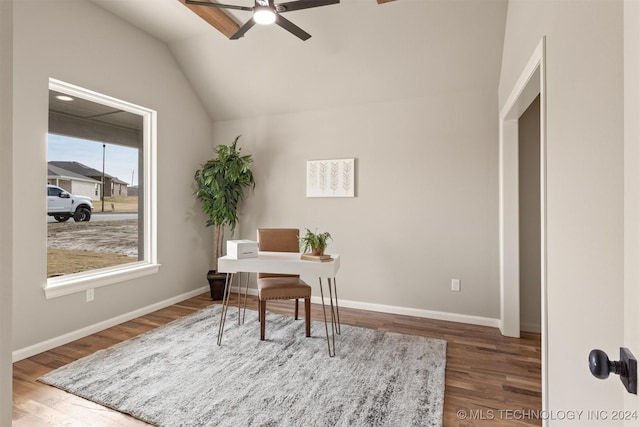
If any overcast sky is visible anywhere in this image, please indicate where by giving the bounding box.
[48,134,138,186]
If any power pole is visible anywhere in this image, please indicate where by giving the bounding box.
[101,144,105,213]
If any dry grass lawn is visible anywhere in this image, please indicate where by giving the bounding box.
[47,218,138,278]
[99,196,138,213]
[47,248,134,277]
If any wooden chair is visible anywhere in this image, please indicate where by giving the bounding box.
[256,228,311,340]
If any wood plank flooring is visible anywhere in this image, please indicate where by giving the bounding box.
[13,293,541,426]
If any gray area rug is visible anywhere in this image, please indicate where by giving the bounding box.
[40,305,446,426]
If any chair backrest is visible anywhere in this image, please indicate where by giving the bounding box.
[257,228,300,279]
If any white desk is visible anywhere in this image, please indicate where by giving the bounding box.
[217,252,341,356]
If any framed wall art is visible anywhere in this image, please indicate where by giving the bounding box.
[306,158,355,198]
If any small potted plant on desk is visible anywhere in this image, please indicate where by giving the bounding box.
[299,228,332,261]
[194,135,255,300]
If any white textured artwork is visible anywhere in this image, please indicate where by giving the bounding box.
[306,158,355,197]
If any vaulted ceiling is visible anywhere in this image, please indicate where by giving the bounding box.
[90,0,508,121]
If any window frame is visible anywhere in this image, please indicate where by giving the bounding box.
[45,78,159,299]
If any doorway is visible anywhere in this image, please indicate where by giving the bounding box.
[499,37,548,414]
[518,95,541,333]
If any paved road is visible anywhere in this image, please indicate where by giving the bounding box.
[47,213,138,223]
[92,213,138,222]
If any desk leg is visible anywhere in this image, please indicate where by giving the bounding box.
[328,277,341,335]
[319,277,336,357]
[237,272,250,325]
[217,273,234,346]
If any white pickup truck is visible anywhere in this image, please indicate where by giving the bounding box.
[47,184,93,222]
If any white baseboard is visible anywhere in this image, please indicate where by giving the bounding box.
[12,286,208,362]
[329,297,500,328]
[230,287,500,329]
[14,285,500,362]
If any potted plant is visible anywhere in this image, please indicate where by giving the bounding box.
[194,135,255,299]
[299,228,332,256]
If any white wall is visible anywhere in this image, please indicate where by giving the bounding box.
[12,0,213,353]
[211,86,502,321]
[197,1,508,324]
[0,0,14,422]
[500,0,624,423]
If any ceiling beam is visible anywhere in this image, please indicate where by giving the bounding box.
[177,0,240,39]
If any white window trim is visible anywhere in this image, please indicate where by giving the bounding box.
[45,78,159,300]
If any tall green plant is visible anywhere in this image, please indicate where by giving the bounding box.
[194,135,255,270]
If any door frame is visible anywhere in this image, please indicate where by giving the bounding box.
[498,37,548,415]
[624,1,640,421]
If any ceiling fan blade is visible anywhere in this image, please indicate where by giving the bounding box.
[230,18,256,39]
[185,0,254,12]
[377,0,397,3]
[179,0,241,38]
[274,14,311,40]
[275,0,339,13]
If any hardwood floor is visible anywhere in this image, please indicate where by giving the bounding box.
[13,293,541,426]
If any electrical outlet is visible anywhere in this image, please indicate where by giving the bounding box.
[86,289,94,302]
[451,279,461,292]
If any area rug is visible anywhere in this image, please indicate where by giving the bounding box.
[39,305,447,427]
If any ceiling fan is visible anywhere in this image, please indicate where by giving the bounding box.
[184,0,340,41]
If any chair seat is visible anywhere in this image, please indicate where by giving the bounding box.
[257,277,311,300]
[256,228,312,341]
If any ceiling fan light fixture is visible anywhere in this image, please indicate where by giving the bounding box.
[253,7,276,25]
[183,0,340,40]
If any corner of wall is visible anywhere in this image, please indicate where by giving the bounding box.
[0,0,14,422]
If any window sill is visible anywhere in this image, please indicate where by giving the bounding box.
[44,262,161,299]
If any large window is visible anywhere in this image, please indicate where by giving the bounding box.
[45,79,158,299]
